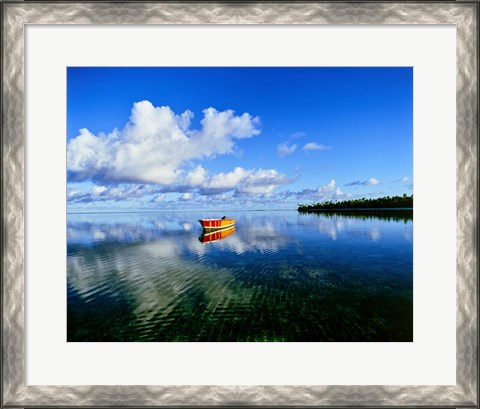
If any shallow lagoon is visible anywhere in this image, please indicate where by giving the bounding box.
[67,210,413,342]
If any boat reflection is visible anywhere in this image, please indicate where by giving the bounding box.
[199,226,236,244]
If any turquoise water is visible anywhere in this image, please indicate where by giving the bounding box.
[67,210,413,342]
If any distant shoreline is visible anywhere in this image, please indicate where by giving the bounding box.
[298,194,413,212]
[298,207,413,212]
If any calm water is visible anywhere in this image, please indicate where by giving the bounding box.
[67,210,413,342]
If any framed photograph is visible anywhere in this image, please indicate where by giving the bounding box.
[2,1,478,407]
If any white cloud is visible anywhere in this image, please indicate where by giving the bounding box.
[68,190,80,199]
[67,184,164,204]
[277,142,297,158]
[67,101,301,205]
[238,168,290,196]
[68,165,292,205]
[345,177,380,186]
[93,185,107,194]
[291,179,352,203]
[186,165,208,187]
[318,179,336,194]
[302,142,328,151]
[365,177,379,185]
[335,187,345,196]
[67,101,261,185]
[207,167,249,190]
[201,167,290,197]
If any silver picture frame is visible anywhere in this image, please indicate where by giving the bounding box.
[2,1,478,407]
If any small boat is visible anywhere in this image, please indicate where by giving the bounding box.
[199,226,235,244]
[198,216,235,231]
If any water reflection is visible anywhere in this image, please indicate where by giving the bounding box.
[299,209,413,223]
[199,226,236,243]
[67,210,413,342]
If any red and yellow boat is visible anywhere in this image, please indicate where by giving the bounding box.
[199,226,235,244]
[198,217,235,231]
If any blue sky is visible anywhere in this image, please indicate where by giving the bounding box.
[67,67,412,211]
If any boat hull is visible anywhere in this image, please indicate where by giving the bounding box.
[198,218,235,231]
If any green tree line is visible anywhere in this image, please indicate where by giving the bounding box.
[298,194,413,211]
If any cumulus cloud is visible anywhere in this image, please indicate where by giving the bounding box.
[67,101,261,185]
[236,169,291,196]
[284,179,351,203]
[366,178,380,185]
[277,142,297,158]
[68,184,164,204]
[318,179,336,194]
[186,165,208,187]
[68,165,291,205]
[302,142,328,151]
[345,177,379,186]
[199,167,290,197]
[207,167,250,190]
